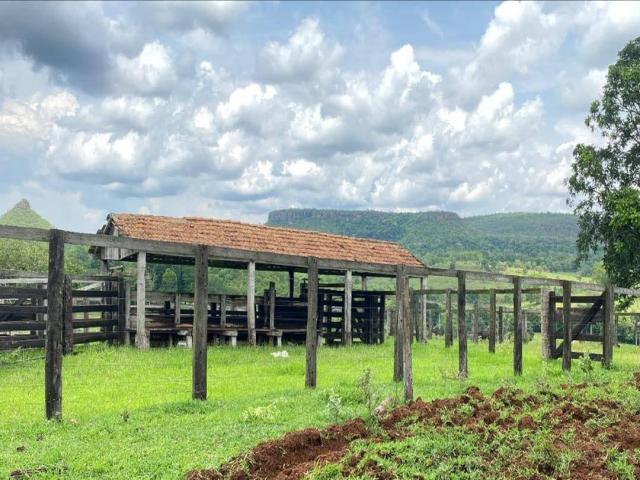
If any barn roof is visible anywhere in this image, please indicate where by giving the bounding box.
[103,213,424,269]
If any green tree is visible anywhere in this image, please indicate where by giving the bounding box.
[568,37,640,290]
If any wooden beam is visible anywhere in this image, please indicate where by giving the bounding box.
[62,275,73,355]
[192,245,209,400]
[220,294,227,328]
[288,268,295,299]
[603,283,615,367]
[135,252,149,349]
[445,288,453,348]
[513,276,523,376]
[540,290,552,360]
[457,272,468,378]
[398,265,413,402]
[420,277,428,343]
[498,306,504,343]
[305,257,319,388]
[268,282,276,330]
[489,289,496,353]
[45,229,64,420]
[562,281,572,371]
[394,272,404,382]
[361,274,368,291]
[471,301,479,344]
[247,260,256,346]
[343,269,353,345]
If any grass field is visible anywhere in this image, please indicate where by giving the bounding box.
[1,338,638,479]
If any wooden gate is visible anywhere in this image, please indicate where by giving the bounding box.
[549,293,606,362]
[319,289,385,345]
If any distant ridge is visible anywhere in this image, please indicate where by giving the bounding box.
[0,199,53,229]
[267,208,590,274]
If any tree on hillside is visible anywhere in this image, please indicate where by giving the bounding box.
[568,37,640,291]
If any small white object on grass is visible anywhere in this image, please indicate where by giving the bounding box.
[271,350,289,358]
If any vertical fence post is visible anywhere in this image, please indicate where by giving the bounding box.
[393,269,404,382]
[420,277,428,343]
[398,265,413,402]
[136,251,149,349]
[603,283,615,368]
[540,290,552,359]
[192,245,209,400]
[62,275,73,355]
[343,269,352,345]
[562,280,572,372]
[489,289,496,353]
[457,272,468,378]
[472,300,479,343]
[268,281,276,330]
[117,278,127,345]
[513,277,523,376]
[498,306,504,343]
[445,288,453,347]
[305,257,319,388]
[45,229,64,420]
[247,260,256,346]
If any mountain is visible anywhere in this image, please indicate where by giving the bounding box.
[0,199,52,229]
[267,209,593,274]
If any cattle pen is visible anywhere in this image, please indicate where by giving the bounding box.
[1,215,640,421]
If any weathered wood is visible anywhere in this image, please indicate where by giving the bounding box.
[445,288,453,348]
[62,275,73,355]
[268,282,276,330]
[489,289,496,353]
[457,272,468,378]
[288,268,295,298]
[45,229,64,420]
[421,277,429,342]
[540,290,552,359]
[247,260,256,346]
[603,283,614,367]
[471,301,479,343]
[398,265,413,402]
[220,294,227,328]
[135,252,149,349]
[498,306,504,343]
[117,279,127,344]
[305,257,319,388]
[513,276,523,376]
[361,275,368,291]
[562,281,572,372]
[174,293,181,325]
[192,245,209,400]
[394,273,404,382]
[124,282,131,344]
[343,269,353,345]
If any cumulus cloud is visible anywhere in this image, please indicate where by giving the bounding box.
[136,1,248,34]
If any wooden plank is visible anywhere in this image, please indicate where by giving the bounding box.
[192,245,209,400]
[71,290,118,298]
[45,229,64,421]
[399,265,413,402]
[0,321,46,330]
[472,301,479,344]
[136,251,149,349]
[0,286,47,298]
[457,272,467,378]
[288,268,295,298]
[247,260,256,346]
[513,276,523,376]
[445,288,453,348]
[117,279,127,344]
[498,306,504,343]
[603,283,614,367]
[305,257,319,388]
[73,332,118,344]
[174,292,181,326]
[551,295,604,304]
[343,269,352,345]
[540,290,552,359]
[220,294,227,328]
[393,276,403,382]
[72,319,118,329]
[268,282,276,330]
[489,289,496,353]
[0,305,47,314]
[62,275,73,355]
[420,277,428,342]
[562,281,572,371]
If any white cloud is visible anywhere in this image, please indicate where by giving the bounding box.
[116,42,176,96]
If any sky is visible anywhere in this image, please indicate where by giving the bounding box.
[0,1,639,232]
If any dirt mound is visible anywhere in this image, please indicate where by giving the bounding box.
[187,419,369,480]
[188,376,640,479]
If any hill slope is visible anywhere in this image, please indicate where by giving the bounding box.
[0,199,52,228]
[267,209,592,274]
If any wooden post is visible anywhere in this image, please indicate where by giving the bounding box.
[457,272,468,378]
[62,275,73,355]
[498,306,504,343]
[192,245,209,400]
[343,269,352,345]
[220,294,227,328]
[523,311,529,342]
[420,277,428,343]
[513,277,523,376]
[472,300,479,343]
[540,290,552,359]
[174,293,181,325]
[135,251,149,349]
[305,257,319,388]
[394,271,404,382]
[268,281,276,330]
[288,268,295,299]
[398,265,413,402]
[489,289,496,353]
[603,283,615,367]
[124,281,131,345]
[562,280,572,372]
[117,279,128,344]
[445,288,453,348]
[361,275,368,291]
[45,229,64,420]
[247,260,256,346]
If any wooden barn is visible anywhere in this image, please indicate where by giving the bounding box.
[92,213,425,348]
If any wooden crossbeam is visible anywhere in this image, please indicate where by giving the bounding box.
[552,295,604,359]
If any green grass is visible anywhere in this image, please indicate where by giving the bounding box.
[1,338,638,479]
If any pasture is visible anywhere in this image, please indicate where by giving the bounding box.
[1,338,638,479]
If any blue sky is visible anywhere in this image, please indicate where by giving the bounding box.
[0,1,638,231]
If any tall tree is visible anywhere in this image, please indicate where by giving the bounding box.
[568,37,640,291]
